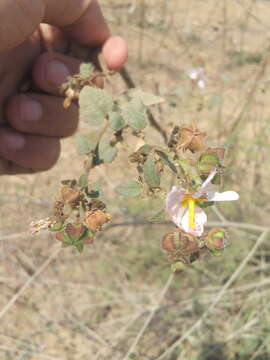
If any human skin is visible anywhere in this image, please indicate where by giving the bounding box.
[0,0,128,174]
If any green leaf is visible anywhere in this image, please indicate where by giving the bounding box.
[79,63,94,79]
[115,181,143,197]
[108,111,126,131]
[79,86,114,126]
[142,155,160,188]
[137,144,153,155]
[85,182,103,198]
[127,88,165,106]
[75,134,97,155]
[78,174,88,188]
[177,158,202,187]
[122,98,147,131]
[155,150,177,173]
[75,243,84,253]
[149,209,166,222]
[98,137,118,163]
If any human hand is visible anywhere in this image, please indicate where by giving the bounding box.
[0,0,128,174]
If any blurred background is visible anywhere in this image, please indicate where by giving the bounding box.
[1,0,270,359]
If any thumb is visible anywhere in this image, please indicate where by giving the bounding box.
[44,0,109,46]
[0,0,45,52]
[0,0,109,52]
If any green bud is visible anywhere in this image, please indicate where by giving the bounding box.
[81,228,95,245]
[171,261,186,273]
[50,221,64,232]
[204,228,226,252]
[209,248,223,257]
[55,230,70,243]
[198,153,220,175]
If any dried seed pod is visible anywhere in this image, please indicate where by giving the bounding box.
[178,123,206,153]
[161,231,199,254]
[85,210,112,232]
[60,185,82,205]
[53,200,65,220]
[161,232,179,252]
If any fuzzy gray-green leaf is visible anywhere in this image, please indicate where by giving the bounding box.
[79,63,94,80]
[115,181,143,197]
[109,111,126,131]
[122,98,147,131]
[79,86,114,126]
[127,89,165,106]
[142,155,160,187]
[98,137,118,163]
[75,134,97,155]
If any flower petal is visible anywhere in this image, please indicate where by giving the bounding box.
[166,187,187,227]
[206,191,239,202]
[180,207,207,236]
[187,68,199,80]
[198,79,206,89]
[194,168,217,198]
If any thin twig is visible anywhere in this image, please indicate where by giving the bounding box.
[106,220,269,233]
[0,246,61,321]
[155,229,269,360]
[122,273,174,360]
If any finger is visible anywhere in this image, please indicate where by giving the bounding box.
[39,24,68,53]
[44,0,109,47]
[0,0,45,52]
[0,157,34,175]
[0,0,107,52]
[0,127,60,172]
[102,36,128,70]
[32,37,128,94]
[32,52,81,95]
[6,94,78,137]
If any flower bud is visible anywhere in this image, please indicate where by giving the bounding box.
[65,223,85,241]
[204,228,226,256]
[81,228,95,245]
[198,152,220,175]
[171,261,186,272]
[85,210,112,232]
[55,230,70,243]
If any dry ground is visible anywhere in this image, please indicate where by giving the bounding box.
[1,1,270,359]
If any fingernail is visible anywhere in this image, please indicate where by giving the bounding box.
[1,132,25,151]
[46,60,70,86]
[20,99,43,122]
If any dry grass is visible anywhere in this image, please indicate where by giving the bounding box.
[1,0,270,359]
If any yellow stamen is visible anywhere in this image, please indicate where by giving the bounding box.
[181,197,196,229]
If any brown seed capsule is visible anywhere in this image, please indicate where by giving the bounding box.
[161,231,199,254]
[178,122,206,153]
[161,232,179,252]
[85,210,112,232]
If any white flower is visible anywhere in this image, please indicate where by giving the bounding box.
[165,169,239,236]
[187,67,207,89]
